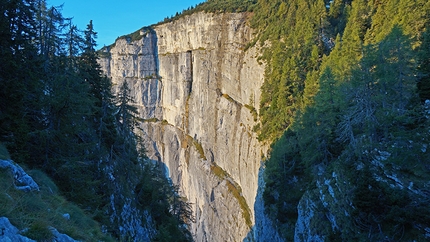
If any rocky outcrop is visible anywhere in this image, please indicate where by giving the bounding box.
[100,11,279,241]
[0,217,80,242]
[0,160,80,242]
[0,217,35,242]
[0,159,39,192]
[248,165,283,242]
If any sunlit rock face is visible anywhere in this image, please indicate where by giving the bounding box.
[100,12,281,241]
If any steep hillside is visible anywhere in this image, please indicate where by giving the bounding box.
[1,1,195,241]
[255,0,430,241]
[0,144,113,241]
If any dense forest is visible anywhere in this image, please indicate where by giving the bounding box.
[0,0,193,241]
[251,0,430,240]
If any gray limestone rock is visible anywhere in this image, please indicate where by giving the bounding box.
[0,217,35,242]
[50,227,80,242]
[0,159,39,192]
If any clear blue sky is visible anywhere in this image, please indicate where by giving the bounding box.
[48,0,204,47]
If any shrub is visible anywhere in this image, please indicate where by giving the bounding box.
[0,143,10,160]
[22,220,54,241]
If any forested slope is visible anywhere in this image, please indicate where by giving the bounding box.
[0,1,192,241]
[255,0,430,240]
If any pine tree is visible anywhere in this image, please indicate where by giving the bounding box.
[0,0,42,161]
[81,20,103,102]
[80,20,116,147]
[35,2,66,62]
[116,80,139,138]
[65,20,83,63]
[299,67,344,169]
[374,25,417,114]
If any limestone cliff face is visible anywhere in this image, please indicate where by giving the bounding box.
[100,12,280,241]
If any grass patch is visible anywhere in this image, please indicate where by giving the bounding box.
[116,27,153,43]
[226,180,252,228]
[0,168,114,241]
[210,165,228,180]
[222,93,243,107]
[210,164,252,228]
[144,118,159,123]
[222,93,235,103]
[182,135,193,149]
[244,104,258,122]
[142,73,161,80]
[193,140,207,160]
[22,220,54,241]
[161,119,169,125]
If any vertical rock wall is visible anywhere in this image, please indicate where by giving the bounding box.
[100,12,280,241]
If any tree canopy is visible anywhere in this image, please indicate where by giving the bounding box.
[258,0,430,240]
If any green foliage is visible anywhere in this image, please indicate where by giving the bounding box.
[196,0,257,13]
[157,0,257,25]
[418,24,430,101]
[260,0,430,240]
[0,0,43,162]
[252,0,329,141]
[210,163,252,228]
[0,143,10,160]
[244,104,258,121]
[136,164,194,242]
[116,80,140,137]
[0,1,194,240]
[22,220,54,241]
[0,168,113,241]
[161,119,169,125]
[144,117,160,123]
[115,27,153,44]
[263,130,309,239]
[193,139,207,160]
[351,166,430,241]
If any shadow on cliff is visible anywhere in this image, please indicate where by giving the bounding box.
[150,28,160,78]
[147,154,170,181]
[243,163,283,242]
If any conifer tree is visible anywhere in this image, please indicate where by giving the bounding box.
[81,20,104,103]
[0,0,42,161]
[299,67,344,168]
[418,25,430,101]
[80,20,116,147]
[332,0,367,79]
[35,2,66,62]
[374,25,417,115]
[116,80,140,138]
[65,20,83,63]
